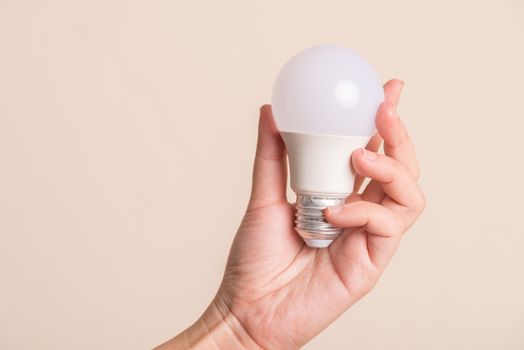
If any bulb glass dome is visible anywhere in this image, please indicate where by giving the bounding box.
[272,44,384,136]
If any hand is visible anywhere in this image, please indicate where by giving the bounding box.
[157,79,425,349]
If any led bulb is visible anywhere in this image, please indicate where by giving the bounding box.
[271,44,384,248]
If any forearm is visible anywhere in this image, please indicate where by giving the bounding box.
[155,297,261,350]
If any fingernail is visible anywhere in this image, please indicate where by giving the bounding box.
[361,148,378,161]
[328,206,343,214]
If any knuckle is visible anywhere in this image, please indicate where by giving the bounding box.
[413,165,420,180]
[381,211,404,237]
[392,215,405,236]
[415,190,426,212]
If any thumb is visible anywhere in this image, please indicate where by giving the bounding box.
[249,105,288,208]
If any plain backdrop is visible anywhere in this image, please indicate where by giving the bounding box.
[1,0,523,349]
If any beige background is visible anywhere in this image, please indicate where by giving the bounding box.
[1,0,523,349]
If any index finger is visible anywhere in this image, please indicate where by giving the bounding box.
[376,100,420,179]
[353,80,404,192]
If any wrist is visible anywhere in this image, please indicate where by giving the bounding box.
[155,295,261,350]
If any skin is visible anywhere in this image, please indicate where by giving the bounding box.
[156,79,425,349]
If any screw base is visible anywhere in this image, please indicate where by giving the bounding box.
[295,194,345,248]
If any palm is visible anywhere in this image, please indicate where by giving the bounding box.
[220,197,379,349]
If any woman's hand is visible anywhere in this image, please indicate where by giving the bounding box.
[157,79,425,349]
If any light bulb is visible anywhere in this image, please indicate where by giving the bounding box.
[271,44,384,248]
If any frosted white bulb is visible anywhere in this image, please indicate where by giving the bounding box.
[271,44,384,248]
[272,44,384,136]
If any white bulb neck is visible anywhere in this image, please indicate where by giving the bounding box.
[280,132,370,196]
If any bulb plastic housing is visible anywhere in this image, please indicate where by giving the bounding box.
[271,44,384,248]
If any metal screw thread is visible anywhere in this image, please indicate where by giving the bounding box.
[295,194,345,244]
